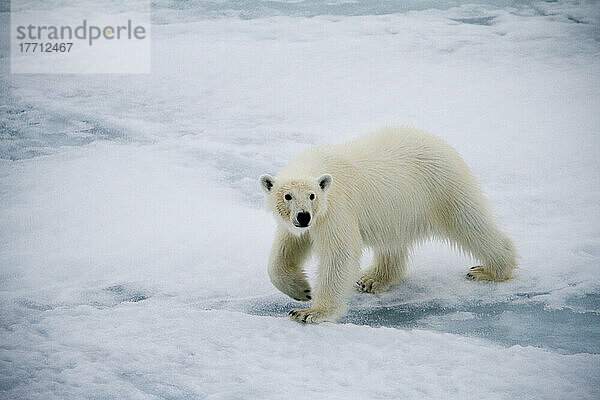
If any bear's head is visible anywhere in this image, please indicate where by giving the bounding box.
[259,173,332,235]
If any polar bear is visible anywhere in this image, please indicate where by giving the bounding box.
[259,127,517,323]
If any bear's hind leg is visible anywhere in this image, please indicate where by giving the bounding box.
[440,198,517,281]
[357,247,407,294]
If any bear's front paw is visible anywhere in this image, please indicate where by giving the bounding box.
[271,273,312,302]
[288,308,330,324]
[283,276,312,302]
[287,280,312,302]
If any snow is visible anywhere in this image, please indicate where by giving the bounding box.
[1,0,599,399]
[3,307,599,399]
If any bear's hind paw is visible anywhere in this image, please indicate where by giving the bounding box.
[466,266,494,281]
[288,308,329,324]
[356,277,390,294]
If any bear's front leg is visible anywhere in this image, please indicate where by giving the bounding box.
[289,221,361,324]
[268,227,313,301]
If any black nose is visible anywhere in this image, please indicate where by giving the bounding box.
[296,212,311,227]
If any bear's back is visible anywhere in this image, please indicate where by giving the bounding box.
[278,128,481,246]
[280,127,468,187]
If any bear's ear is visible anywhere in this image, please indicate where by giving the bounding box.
[259,174,275,193]
[317,174,332,192]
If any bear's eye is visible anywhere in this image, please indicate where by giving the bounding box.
[309,193,315,200]
[284,194,292,201]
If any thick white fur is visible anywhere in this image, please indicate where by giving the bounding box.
[260,127,517,324]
